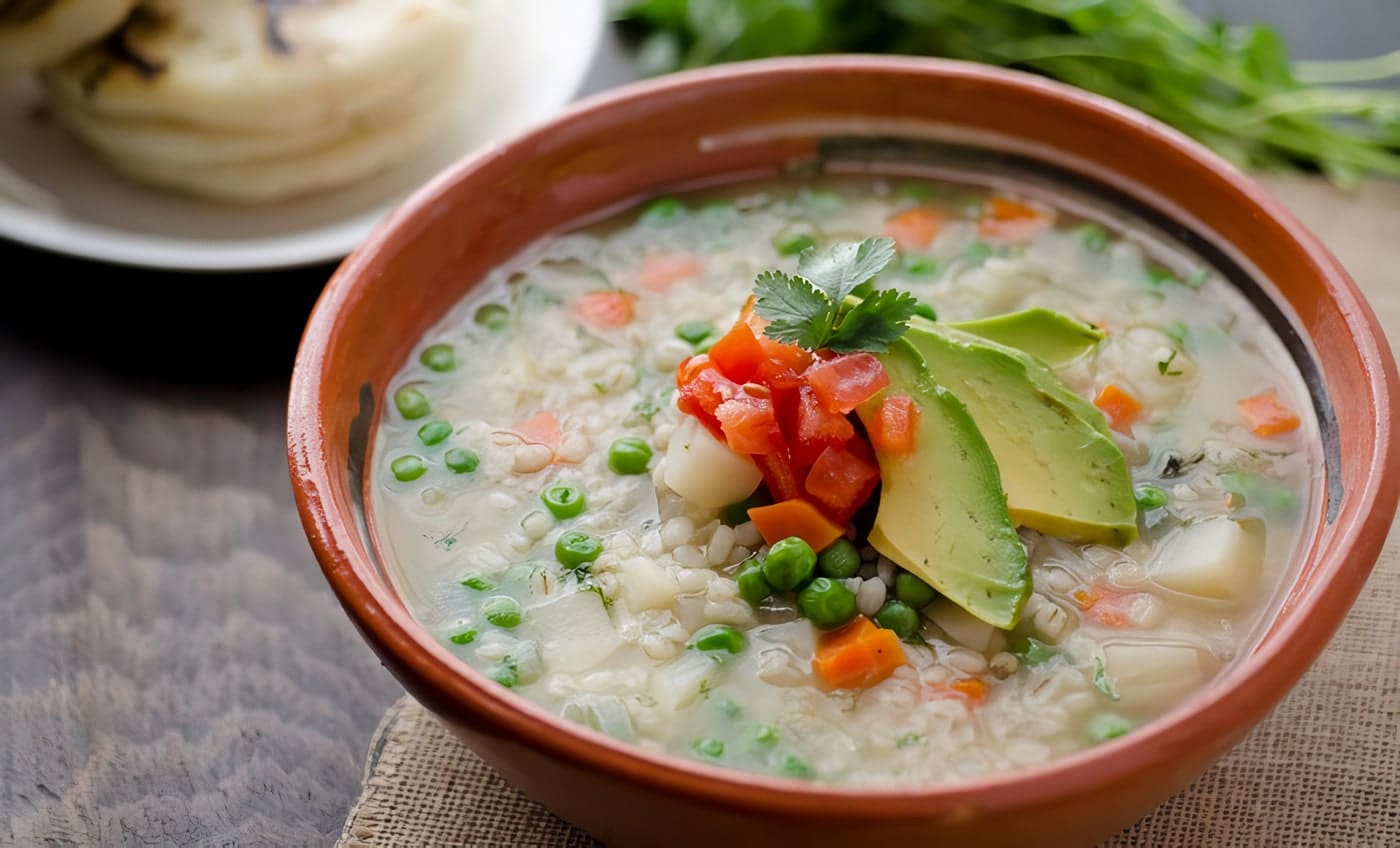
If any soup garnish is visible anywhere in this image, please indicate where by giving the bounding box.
[373,178,1315,784]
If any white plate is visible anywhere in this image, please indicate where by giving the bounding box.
[0,0,605,271]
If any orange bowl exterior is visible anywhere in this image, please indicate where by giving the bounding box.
[288,58,1399,847]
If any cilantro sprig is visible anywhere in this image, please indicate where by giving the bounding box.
[753,237,919,353]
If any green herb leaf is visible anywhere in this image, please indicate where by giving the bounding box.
[796,237,897,303]
[1094,657,1120,701]
[827,288,919,353]
[752,239,910,353]
[1157,350,1183,376]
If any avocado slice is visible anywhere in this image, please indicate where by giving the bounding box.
[944,308,1104,367]
[902,323,1138,545]
[858,340,1030,629]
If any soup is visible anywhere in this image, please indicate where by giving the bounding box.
[371,176,1318,785]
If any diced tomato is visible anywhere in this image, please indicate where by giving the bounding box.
[805,353,890,414]
[714,394,781,455]
[753,447,804,502]
[708,320,765,383]
[639,253,702,291]
[884,207,944,250]
[804,443,880,522]
[792,385,855,466]
[571,291,635,329]
[676,356,738,440]
[978,197,1050,243]
[866,394,920,455]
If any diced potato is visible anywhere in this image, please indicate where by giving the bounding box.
[616,556,679,611]
[526,589,622,673]
[651,649,721,711]
[927,597,1005,653]
[1150,517,1264,601]
[1103,642,1217,711]
[662,417,763,508]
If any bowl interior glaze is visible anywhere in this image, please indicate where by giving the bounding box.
[288,57,1399,846]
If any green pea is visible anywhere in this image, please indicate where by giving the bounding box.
[753,724,779,745]
[555,531,603,570]
[461,576,492,591]
[393,385,431,420]
[417,419,453,447]
[449,629,477,645]
[762,537,817,592]
[1145,265,1178,286]
[675,320,715,346]
[893,572,937,609]
[693,738,724,758]
[482,596,522,629]
[488,661,519,688]
[1135,485,1169,510]
[1087,713,1133,743]
[390,455,428,482]
[640,196,685,224]
[690,623,746,654]
[474,303,510,330]
[608,437,653,475]
[444,448,480,474]
[912,300,938,320]
[418,344,454,372]
[777,754,814,779]
[772,230,816,256]
[874,600,919,640]
[896,181,933,202]
[541,484,586,520]
[903,254,939,277]
[816,539,861,580]
[962,240,993,263]
[796,577,858,630]
[1075,223,1110,252]
[736,559,773,607]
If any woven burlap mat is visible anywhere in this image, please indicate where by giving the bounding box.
[339,177,1400,847]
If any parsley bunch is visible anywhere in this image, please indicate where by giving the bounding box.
[617,0,1400,186]
[753,237,918,352]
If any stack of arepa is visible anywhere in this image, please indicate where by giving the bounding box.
[2,0,473,203]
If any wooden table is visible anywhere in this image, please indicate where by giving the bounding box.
[2,10,1396,845]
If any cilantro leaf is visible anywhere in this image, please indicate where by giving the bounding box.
[826,288,918,353]
[1093,657,1120,701]
[752,270,837,349]
[796,237,897,303]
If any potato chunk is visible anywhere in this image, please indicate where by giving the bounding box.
[662,417,763,508]
[1151,517,1264,601]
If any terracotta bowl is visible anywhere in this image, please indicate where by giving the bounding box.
[288,57,1399,847]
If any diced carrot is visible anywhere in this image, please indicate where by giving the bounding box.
[571,291,635,329]
[866,394,920,455]
[1094,383,1143,434]
[978,197,1050,243]
[950,678,988,704]
[708,320,765,384]
[639,253,702,291]
[1074,584,1137,628]
[515,411,560,449]
[747,498,845,551]
[884,207,944,250]
[812,617,907,691]
[1237,390,1300,437]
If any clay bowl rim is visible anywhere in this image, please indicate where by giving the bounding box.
[288,56,1399,820]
